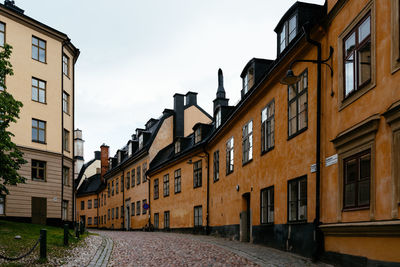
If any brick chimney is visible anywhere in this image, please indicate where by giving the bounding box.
[100,144,109,183]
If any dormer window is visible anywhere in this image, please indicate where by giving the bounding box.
[216,109,221,128]
[243,67,254,95]
[117,151,121,164]
[279,14,297,54]
[139,134,143,150]
[194,128,202,144]
[175,140,180,154]
[128,142,132,157]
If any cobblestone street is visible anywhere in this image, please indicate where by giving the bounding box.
[89,230,331,267]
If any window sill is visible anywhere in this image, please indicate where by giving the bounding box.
[63,111,71,116]
[261,146,274,156]
[32,140,46,144]
[287,127,307,141]
[193,185,202,189]
[32,178,46,182]
[174,191,181,195]
[32,58,47,64]
[163,195,169,198]
[226,170,234,176]
[154,197,159,200]
[260,222,274,226]
[342,206,370,212]
[242,159,253,167]
[339,82,375,111]
[32,100,47,105]
[213,178,219,183]
[287,220,307,225]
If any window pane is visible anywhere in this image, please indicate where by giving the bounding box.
[39,129,45,142]
[358,41,371,86]
[345,54,354,95]
[288,15,297,42]
[261,107,267,122]
[298,110,307,130]
[32,46,38,60]
[345,159,357,183]
[39,121,45,129]
[289,101,297,119]
[345,32,356,55]
[358,179,370,206]
[39,40,45,49]
[360,154,371,179]
[32,79,38,86]
[32,87,38,101]
[39,49,45,62]
[345,184,356,207]
[0,33,4,47]
[358,16,370,43]
[32,128,37,140]
[38,169,44,179]
[32,37,38,45]
[39,81,45,89]
[288,85,296,101]
[289,118,296,136]
[289,201,297,221]
[39,90,45,103]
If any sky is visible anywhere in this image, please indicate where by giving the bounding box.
[15,0,324,161]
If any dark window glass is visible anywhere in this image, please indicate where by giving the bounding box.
[288,176,307,222]
[164,211,170,229]
[194,206,202,227]
[32,159,46,180]
[154,213,159,229]
[213,150,219,182]
[193,160,202,188]
[154,178,159,199]
[288,70,308,137]
[174,169,181,194]
[32,119,46,143]
[32,36,46,63]
[242,121,253,163]
[261,100,275,152]
[136,201,141,215]
[261,186,274,224]
[163,174,169,197]
[32,78,46,103]
[226,137,234,174]
[137,166,141,185]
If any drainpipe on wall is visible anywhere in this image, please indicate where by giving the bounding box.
[147,174,151,229]
[61,41,66,226]
[72,44,76,227]
[203,147,210,235]
[122,169,124,230]
[97,192,99,229]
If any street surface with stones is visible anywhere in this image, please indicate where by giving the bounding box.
[89,230,332,267]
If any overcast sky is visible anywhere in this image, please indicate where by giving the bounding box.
[16,0,324,161]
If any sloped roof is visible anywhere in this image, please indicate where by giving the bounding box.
[76,174,105,196]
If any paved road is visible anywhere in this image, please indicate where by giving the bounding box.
[89,230,331,267]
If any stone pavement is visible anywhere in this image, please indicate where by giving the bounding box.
[89,230,331,267]
[87,235,113,267]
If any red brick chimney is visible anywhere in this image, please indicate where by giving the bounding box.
[100,144,109,183]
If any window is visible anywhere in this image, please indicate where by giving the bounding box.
[139,134,143,150]
[108,183,110,197]
[343,150,371,209]
[88,217,92,225]
[0,22,5,47]
[213,150,219,182]
[338,2,375,108]
[116,179,119,194]
[243,67,254,94]
[62,166,69,186]
[31,78,46,103]
[154,213,159,229]
[344,14,371,97]
[131,169,135,187]
[126,171,130,189]
[174,169,181,194]
[94,216,98,225]
[121,175,124,192]
[137,166,141,185]
[175,140,180,154]
[94,199,98,208]
[261,187,274,224]
[63,54,69,76]
[80,200,84,210]
[63,129,70,151]
[164,211,170,229]
[142,199,147,214]
[193,160,202,188]
[32,119,46,143]
[31,160,46,180]
[131,202,135,216]
[32,36,46,63]
[195,128,202,143]
[104,195,106,205]
[108,209,110,220]
[163,174,170,197]
[63,92,69,114]
[136,201,141,215]
[288,70,308,137]
[116,207,119,219]
[154,178,159,199]
[62,200,68,220]
[194,206,202,227]
[242,121,253,163]
[288,176,307,222]
[216,109,221,128]
[261,100,275,152]
[391,0,400,72]
[88,200,92,209]
[142,163,147,183]
[279,14,297,54]
[121,206,124,217]
[226,137,234,174]
[0,195,4,215]
[112,181,114,196]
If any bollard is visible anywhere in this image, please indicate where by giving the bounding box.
[75,224,80,238]
[80,221,84,235]
[63,224,69,246]
[40,229,47,260]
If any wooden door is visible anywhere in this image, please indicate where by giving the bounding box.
[31,197,47,225]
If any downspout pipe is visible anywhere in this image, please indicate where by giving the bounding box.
[303,27,322,260]
[61,41,66,226]
[203,147,210,235]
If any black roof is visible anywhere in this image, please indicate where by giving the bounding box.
[74,158,97,189]
[76,173,105,196]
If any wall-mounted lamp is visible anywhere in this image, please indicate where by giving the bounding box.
[236,185,239,191]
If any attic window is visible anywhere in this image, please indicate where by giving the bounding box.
[216,109,221,128]
[128,142,132,156]
[117,151,121,163]
[279,14,297,54]
[139,134,143,150]
[243,67,254,94]
[195,128,202,144]
[175,140,181,154]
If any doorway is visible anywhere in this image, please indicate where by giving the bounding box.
[240,192,251,242]
[31,197,47,225]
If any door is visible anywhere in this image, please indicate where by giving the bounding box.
[31,197,47,225]
[240,193,251,242]
[125,200,131,230]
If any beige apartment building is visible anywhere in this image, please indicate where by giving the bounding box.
[0,1,79,225]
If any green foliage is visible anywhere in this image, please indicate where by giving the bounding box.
[0,44,27,195]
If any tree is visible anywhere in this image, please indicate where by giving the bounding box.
[0,44,27,195]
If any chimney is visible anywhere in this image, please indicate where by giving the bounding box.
[185,92,197,107]
[100,144,109,183]
[173,93,184,138]
[94,151,101,160]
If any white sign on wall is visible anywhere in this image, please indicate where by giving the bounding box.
[311,164,317,173]
[325,154,338,167]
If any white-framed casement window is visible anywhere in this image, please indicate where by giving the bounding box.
[261,100,275,153]
[279,13,297,54]
[0,195,5,215]
[195,127,202,143]
[242,120,253,164]
[194,206,202,227]
[175,140,181,154]
[226,137,234,174]
[32,77,46,104]
[63,91,70,114]
[243,67,254,95]
[288,69,308,138]
[216,109,221,128]
[261,186,274,224]
[63,54,69,77]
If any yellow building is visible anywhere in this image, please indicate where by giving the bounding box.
[0,1,79,225]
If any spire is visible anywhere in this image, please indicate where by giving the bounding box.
[216,68,225,98]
